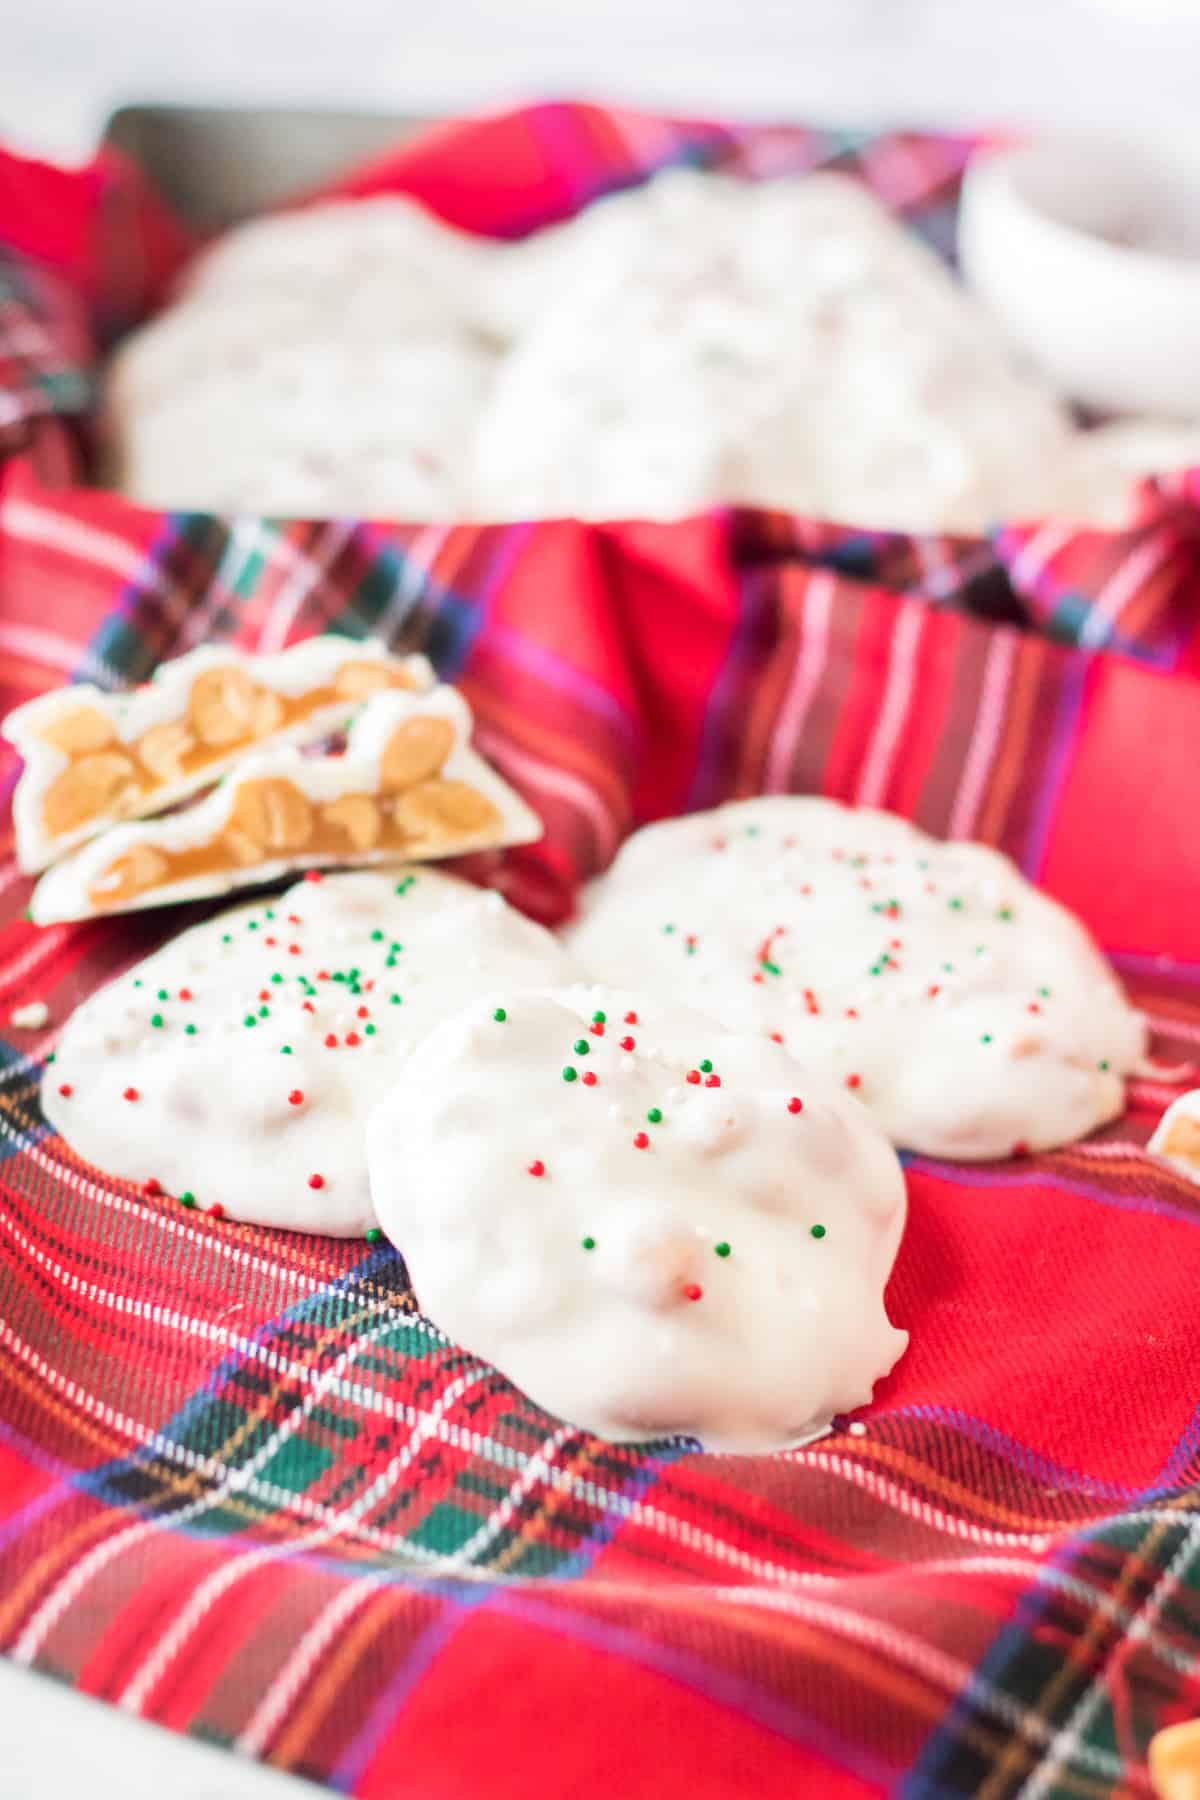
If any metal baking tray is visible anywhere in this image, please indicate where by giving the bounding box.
[102,104,430,232]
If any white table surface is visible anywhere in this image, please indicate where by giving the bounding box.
[0,4,1196,1793]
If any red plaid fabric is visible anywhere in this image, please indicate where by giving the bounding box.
[1,103,1199,1800]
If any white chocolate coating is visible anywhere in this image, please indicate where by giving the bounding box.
[29,686,541,925]
[105,172,1198,533]
[367,986,908,1451]
[1148,1090,1200,1185]
[4,637,432,872]
[566,798,1145,1160]
[43,870,582,1235]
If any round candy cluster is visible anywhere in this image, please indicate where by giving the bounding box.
[566,796,1146,1160]
[367,985,907,1451]
[43,868,580,1234]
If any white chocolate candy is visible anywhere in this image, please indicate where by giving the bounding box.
[566,797,1145,1161]
[1148,1091,1200,1185]
[367,986,908,1451]
[4,636,432,873]
[105,172,1197,534]
[43,869,582,1235]
[29,687,541,925]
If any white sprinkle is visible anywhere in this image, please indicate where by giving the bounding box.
[848,1420,868,1437]
[10,1001,49,1030]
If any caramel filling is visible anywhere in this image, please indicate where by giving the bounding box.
[84,717,503,911]
[38,659,417,844]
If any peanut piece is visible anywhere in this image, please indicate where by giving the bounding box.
[336,660,414,700]
[38,706,116,755]
[1164,1115,1200,1166]
[88,843,169,908]
[189,666,261,746]
[380,717,455,792]
[323,794,381,851]
[228,777,313,851]
[138,721,194,783]
[42,751,140,838]
[395,779,500,839]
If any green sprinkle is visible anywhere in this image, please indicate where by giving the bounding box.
[573,1039,589,1056]
[581,1235,596,1250]
[365,1227,383,1244]
[45,1052,55,1064]
[258,1005,269,1018]
[493,1007,507,1022]
[663,924,676,934]
[592,1011,606,1024]
[714,1241,731,1258]
[371,929,385,942]
[1038,986,1051,998]
[271,973,283,985]
[364,1024,376,1036]
[647,1107,663,1123]
[179,1192,195,1208]
[948,898,964,911]
[150,1013,164,1029]
[810,1223,826,1240]
[133,979,143,989]
[185,1024,197,1036]
[762,960,782,976]
[390,994,402,1005]
[980,1033,992,1044]
[942,962,955,973]
[264,910,274,920]
[248,921,259,931]
[243,1015,256,1028]
[562,1066,578,1083]
[699,1059,713,1074]
[222,935,232,945]
[1099,1059,1110,1071]
[157,988,168,1001]
[997,906,1014,921]
[281,1045,293,1055]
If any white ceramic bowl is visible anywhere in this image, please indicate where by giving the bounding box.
[960,137,1200,418]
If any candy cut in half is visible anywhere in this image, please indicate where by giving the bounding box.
[29,685,541,924]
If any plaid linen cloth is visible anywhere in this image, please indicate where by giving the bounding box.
[1,103,1200,1799]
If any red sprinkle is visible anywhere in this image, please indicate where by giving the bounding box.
[265,936,277,947]
[345,1031,361,1047]
[178,988,192,1002]
[581,1071,598,1087]
[787,1097,804,1115]
[324,1034,338,1048]
[123,1087,139,1102]
[927,985,941,998]
[357,1005,369,1019]
[318,971,330,981]
[620,1036,636,1052]
[683,1283,703,1303]
[624,1011,638,1024]
[803,988,820,1015]
[845,1074,862,1090]
[705,1074,721,1088]
[287,914,302,926]
[58,1083,72,1097]
[308,1173,325,1189]
[752,972,765,985]
[142,1177,162,1197]
[686,1070,701,1085]
[633,1131,650,1150]
[302,1001,315,1014]
[845,1008,859,1019]
[528,1160,545,1177]
[769,1031,784,1044]
[1027,1002,1041,1014]
[288,1090,304,1106]
[590,1020,605,1036]
[1011,1140,1030,1158]
[259,989,271,1002]
[208,1203,225,1221]
[288,945,302,956]
[304,871,323,884]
